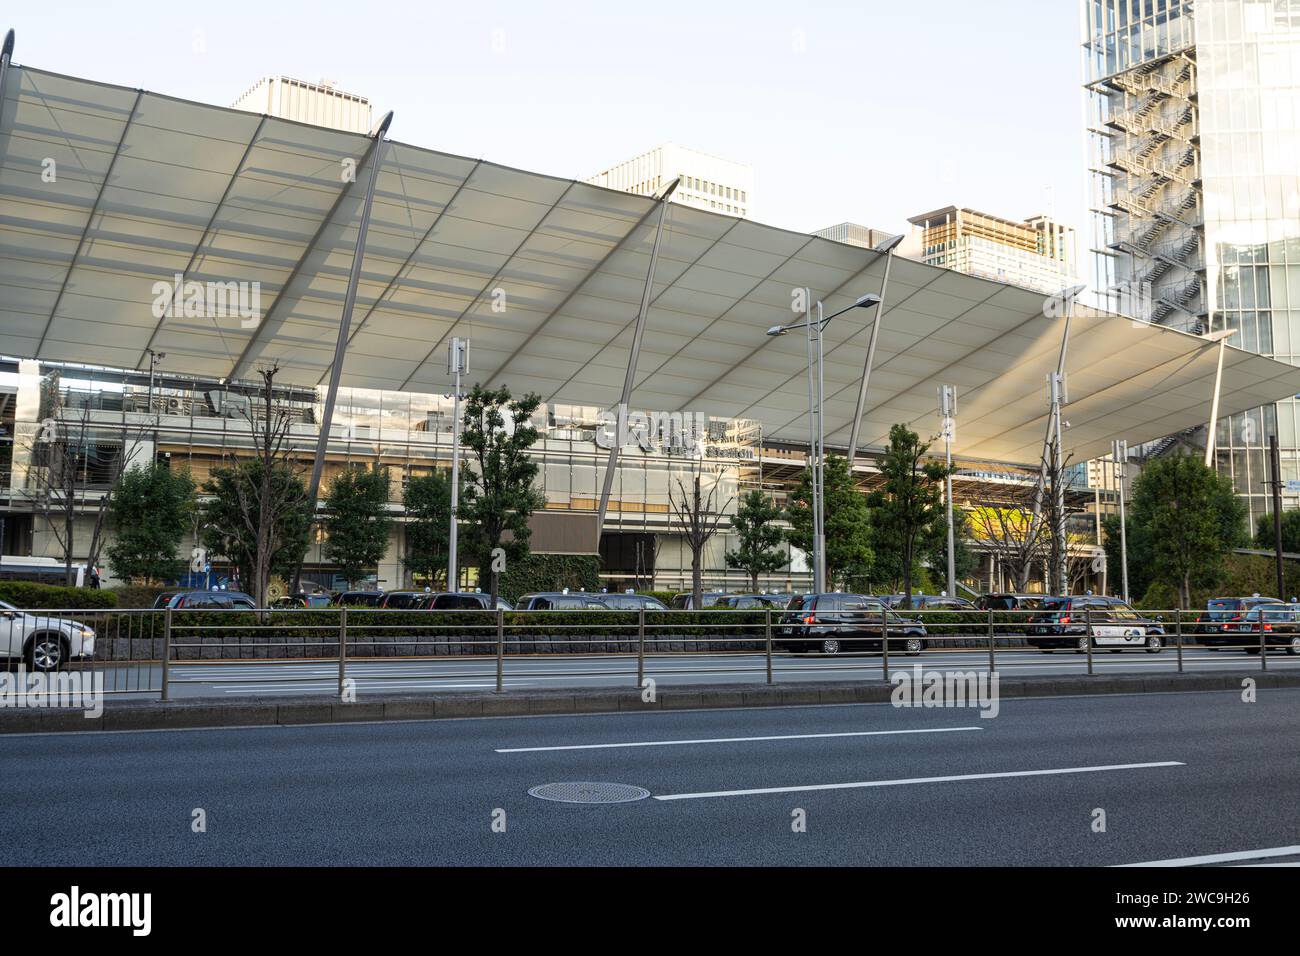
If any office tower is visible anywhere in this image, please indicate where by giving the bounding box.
[1084,0,1300,523]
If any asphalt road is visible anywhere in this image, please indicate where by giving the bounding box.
[77,645,1300,698]
[2,688,1298,865]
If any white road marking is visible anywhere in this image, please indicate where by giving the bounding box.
[495,725,982,753]
[653,761,1185,801]
[1114,845,1300,867]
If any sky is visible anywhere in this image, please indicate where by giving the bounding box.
[5,0,1092,239]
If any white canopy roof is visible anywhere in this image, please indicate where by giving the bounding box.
[3,64,1299,465]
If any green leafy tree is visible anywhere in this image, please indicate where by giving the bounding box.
[867,424,950,609]
[1101,512,1155,602]
[200,459,311,601]
[105,464,196,584]
[1254,509,1300,554]
[725,490,788,590]
[786,454,872,590]
[919,507,979,594]
[404,471,454,587]
[1127,454,1247,608]
[458,384,547,602]
[322,465,393,589]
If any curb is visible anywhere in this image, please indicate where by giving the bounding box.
[1,669,1296,734]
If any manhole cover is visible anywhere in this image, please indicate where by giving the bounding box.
[528,782,651,804]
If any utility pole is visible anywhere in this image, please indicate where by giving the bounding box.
[1269,434,1284,600]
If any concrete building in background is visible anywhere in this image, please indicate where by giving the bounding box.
[232,75,372,134]
[812,222,897,249]
[586,143,754,218]
[1083,0,1300,525]
[904,206,1078,294]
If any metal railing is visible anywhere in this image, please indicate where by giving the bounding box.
[1,605,1296,706]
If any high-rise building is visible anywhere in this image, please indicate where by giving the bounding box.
[1083,0,1300,524]
[232,75,372,134]
[586,143,754,218]
[903,206,1078,294]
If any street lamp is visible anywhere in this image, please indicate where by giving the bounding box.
[145,348,166,417]
[767,292,882,593]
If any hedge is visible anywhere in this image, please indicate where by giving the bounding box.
[0,581,118,609]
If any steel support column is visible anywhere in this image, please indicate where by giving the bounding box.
[596,178,679,530]
[306,111,394,515]
[846,238,902,465]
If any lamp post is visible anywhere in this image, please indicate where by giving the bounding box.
[1112,438,1129,604]
[767,292,882,593]
[939,385,957,597]
[446,337,469,592]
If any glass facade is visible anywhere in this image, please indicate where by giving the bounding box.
[1085,0,1300,527]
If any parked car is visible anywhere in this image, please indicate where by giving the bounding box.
[379,591,430,610]
[974,593,1049,611]
[595,593,669,610]
[713,594,786,609]
[669,592,729,609]
[1196,596,1286,645]
[778,593,926,656]
[1026,595,1165,652]
[0,599,97,671]
[1198,597,1295,651]
[423,592,513,611]
[270,593,333,609]
[331,590,386,607]
[153,589,257,610]
[515,592,611,610]
[883,594,977,611]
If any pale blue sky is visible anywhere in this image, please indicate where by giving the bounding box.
[6,0,1090,238]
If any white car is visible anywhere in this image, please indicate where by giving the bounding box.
[0,600,97,671]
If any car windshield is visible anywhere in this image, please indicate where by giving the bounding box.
[1206,599,1245,620]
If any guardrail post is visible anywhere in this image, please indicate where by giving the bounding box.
[161,607,172,701]
[637,607,645,687]
[496,607,505,692]
[1085,604,1094,676]
[1259,605,1267,671]
[880,606,890,678]
[765,608,773,684]
[337,606,348,698]
[987,608,995,673]
[1175,608,1183,673]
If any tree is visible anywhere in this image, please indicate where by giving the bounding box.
[404,471,454,587]
[725,490,788,590]
[867,424,949,609]
[669,460,733,607]
[785,454,872,590]
[1127,454,1247,608]
[197,366,311,605]
[457,384,547,603]
[105,464,195,583]
[1101,512,1154,602]
[968,492,1049,593]
[322,465,393,589]
[1254,509,1300,554]
[200,460,311,600]
[920,507,979,593]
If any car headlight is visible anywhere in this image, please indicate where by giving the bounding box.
[79,627,95,639]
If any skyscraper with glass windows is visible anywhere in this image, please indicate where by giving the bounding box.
[1084,0,1300,526]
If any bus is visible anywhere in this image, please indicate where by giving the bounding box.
[0,556,100,588]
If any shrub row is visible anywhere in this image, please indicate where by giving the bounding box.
[0,581,118,609]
